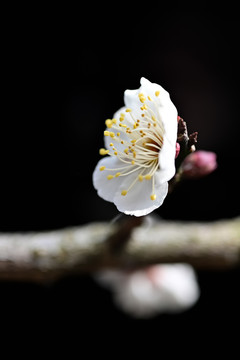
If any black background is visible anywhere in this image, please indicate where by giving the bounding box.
[1,4,239,356]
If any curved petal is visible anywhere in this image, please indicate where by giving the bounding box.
[140,77,171,105]
[157,138,176,183]
[92,157,124,202]
[113,173,168,216]
[124,77,178,147]
[158,102,178,146]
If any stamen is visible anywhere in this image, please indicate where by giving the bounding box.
[101,91,165,199]
[138,93,146,103]
[105,119,112,128]
[151,174,156,200]
[107,175,114,180]
[99,148,109,155]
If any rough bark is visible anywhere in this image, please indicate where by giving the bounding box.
[0,216,239,283]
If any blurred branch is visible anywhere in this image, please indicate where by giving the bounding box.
[0,216,239,283]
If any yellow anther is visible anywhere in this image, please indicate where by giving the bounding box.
[124,148,129,154]
[140,104,147,110]
[155,90,160,97]
[121,190,127,196]
[119,113,125,121]
[115,172,121,177]
[107,175,114,180]
[131,139,136,143]
[99,148,109,155]
[104,131,110,136]
[138,93,146,103]
[125,108,132,112]
[131,160,135,165]
[133,151,136,158]
[99,166,105,171]
[145,175,152,180]
[147,96,152,101]
[109,142,113,146]
[105,119,112,128]
[133,123,137,129]
[121,140,124,144]
[119,123,127,128]
[138,175,143,182]
[152,115,156,122]
[112,118,117,124]
[114,151,118,155]
[141,114,145,117]
[110,132,115,138]
[150,194,156,201]
[117,132,120,136]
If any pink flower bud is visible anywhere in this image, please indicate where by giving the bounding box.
[175,142,180,158]
[181,151,217,179]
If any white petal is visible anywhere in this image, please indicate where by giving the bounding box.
[125,77,173,110]
[140,78,178,140]
[140,77,170,103]
[97,263,199,318]
[157,139,176,183]
[156,264,200,310]
[92,157,124,202]
[159,101,178,146]
[123,89,139,112]
[113,173,168,216]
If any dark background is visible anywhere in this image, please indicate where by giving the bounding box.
[1,5,239,356]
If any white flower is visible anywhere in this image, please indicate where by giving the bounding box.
[95,264,200,318]
[93,77,178,216]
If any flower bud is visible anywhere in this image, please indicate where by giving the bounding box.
[181,151,217,179]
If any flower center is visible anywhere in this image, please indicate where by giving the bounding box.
[99,91,165,201]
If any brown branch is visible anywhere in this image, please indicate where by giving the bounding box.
[0,216,239,283]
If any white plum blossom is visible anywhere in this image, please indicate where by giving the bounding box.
[95,264,200,318]
[93,78,178,216]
